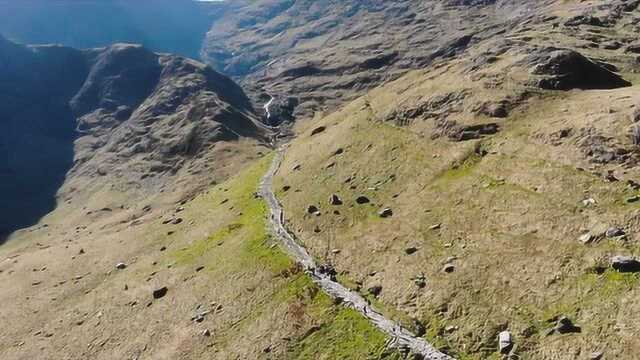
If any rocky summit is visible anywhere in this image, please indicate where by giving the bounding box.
[2,1,640,359]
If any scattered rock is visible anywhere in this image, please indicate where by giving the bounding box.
[115,262,127,270]
[606,227,625,238]
[310,126,326,136]
[193,313,206,323]
[565,15,606,27]
[306,205,320,215]
[368,285,383,297]
[578,233,595,244]
[152,286,168,299]
[445,325,457,333]
[626,195,640,203]
[603,41,622,50]
[498,331,513,354]
[333,148,344,156]
[611,255,640,272]
[553,316,581,334]
[429,223,442,230]
[449,123,500,141]
[625,44,640,54]
[405,247,418,255]
[202,329,211,337]
[196,266,205,272]
[356,196,370,204]
[282,185,291,192]
[378,208,393,218]
[443,264,455,273]
[413,274,427,288]
[329,194,343,205]
[292,164,302,171]
[171,218,183,225]
[628,180,640,190]
[589,352,604,360]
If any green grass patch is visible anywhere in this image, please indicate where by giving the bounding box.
[433,147,483,186]
[287,307,401,360]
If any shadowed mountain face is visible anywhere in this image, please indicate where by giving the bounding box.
[0,36,266,242]
[0,0,216,59]
[0,37,87,240]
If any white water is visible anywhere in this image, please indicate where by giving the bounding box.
[263,95,274,120]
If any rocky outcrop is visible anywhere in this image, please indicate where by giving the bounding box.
[526,48,631,90]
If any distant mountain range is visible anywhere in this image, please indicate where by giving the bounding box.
[0,0,220,59]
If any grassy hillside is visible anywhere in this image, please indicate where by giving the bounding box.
[0,152,403,359]
[272,3,640,358]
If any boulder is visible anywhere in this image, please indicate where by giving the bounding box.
[605,227,625,238]
[564,15,606,27]
[310,126,326,136]
[443,264,455,273]
[115,262,127,270]
[329,194,343,205]
[527,48,631,90]
[498,331,513,354]
[554,316,581,334]
[625,44,640,54]
[405,247,418,255]
[306,205,320,215]
[378,208,393,218]
[368,285,383,297]
[611,256,640,272]
[578,233,594,244]
[356,196,370,204]
[152,286,168,299]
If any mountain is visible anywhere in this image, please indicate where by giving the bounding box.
[268,1,640,358]
[202,0,553,122]
[3,1,640,359]
[0,35,269,241]
[0,0,216,59]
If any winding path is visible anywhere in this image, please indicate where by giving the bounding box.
[259,146,454,360]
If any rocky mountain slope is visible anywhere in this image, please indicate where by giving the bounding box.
[202,0,559,123]
[0,35,269,241]
[4,0,640,359]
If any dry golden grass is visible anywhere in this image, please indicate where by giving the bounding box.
[274,34,640,358]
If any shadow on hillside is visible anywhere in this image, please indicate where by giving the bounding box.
[0,108,76,245]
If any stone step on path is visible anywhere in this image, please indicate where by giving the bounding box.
[259,146,454,360]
